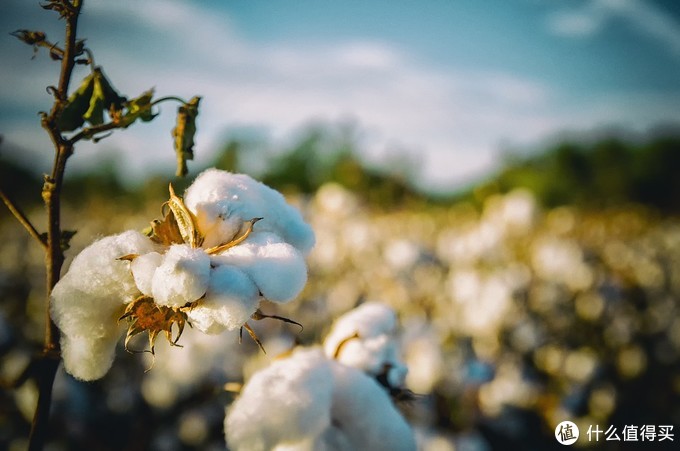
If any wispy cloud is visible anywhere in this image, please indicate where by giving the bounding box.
[547,0,680,57]
[2,0,679,191]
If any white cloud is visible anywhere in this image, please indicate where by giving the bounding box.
[3,0,679,192]
[547,0,680,57]
[547,10,605,37]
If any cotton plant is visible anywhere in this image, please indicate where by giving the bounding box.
[225,347,416,451]
[225,303,416,451]
[51,168,315,381]
[323,302,409,394]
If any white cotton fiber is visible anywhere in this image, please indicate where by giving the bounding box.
[225,348,334,451]
[324,362,416,451]
[323,302,405,377]
[60,330,122,381]
[51,231,155,339]
[225,347,416,451]
[326,302,398,340]
[130,251,163,297]
[50,230,157,380]
[322,303,410,388]
[151,244,211,307]
[187,265,260,333]
[211,231,308,303]
[183,169,315,254]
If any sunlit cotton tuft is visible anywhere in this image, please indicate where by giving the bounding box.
[183,168,315,253]
[50,169,315,381]
[323,302,408,388]
[225,347,416,451]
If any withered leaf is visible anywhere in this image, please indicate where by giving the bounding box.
[147,210,184,246]
[172,96,201,177]
[115,89,157,128]
[10,30,46,46]
[83,67,126,127]
[166,184,203,248]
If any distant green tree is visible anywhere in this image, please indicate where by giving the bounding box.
[475,135,680,213]
[210,125,423,208]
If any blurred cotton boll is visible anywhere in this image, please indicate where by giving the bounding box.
[323,302,408,387]
[225,347,416,451]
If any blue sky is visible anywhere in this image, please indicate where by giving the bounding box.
[1,0,680,191]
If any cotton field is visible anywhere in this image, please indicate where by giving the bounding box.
[1,179,679,450]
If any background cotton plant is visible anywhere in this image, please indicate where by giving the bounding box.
[50,169,315,381]
[323,302,409,390]
[226,303,416,451]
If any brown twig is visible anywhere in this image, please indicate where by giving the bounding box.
[67,120,119,144]
[0,189,47,248]
[28,1,83,450]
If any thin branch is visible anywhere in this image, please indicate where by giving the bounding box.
[29,1,84,450]
[41,41,65,60]
[65,95,190,144]
[55,4,81,102]
[67,120,119,144]
[0,189,47,248]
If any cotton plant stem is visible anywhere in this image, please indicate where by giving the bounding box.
[0,189,47,248]
[28,1,83,450]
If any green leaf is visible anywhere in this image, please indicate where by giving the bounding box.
[83,71,105,126]
[83,67,125,127]
[97,68,126,112]
[57,67,126,132]
[56,72,95,132]
[115,89,157,128]
[172,96,201,177]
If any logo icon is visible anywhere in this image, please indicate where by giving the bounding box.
[555,421,579,445]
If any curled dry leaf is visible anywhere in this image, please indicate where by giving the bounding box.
[172,96,201,177]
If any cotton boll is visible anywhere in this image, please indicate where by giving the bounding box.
[51,231,158,380]
[151,244,211,307]
[226,348,416,451]
[323,303,399,368]
[333,335,391,376]
[325,303,398,344]
[131,251,163,297]
[191,201,243,249]
[60,330,122,381]
[53,230,157,318]
[322,303,410,389]
[51,280,107,337]
[324,362,416,451]
[212,231,308,303]
[183,169,315,254]
[225,348,334,451]
[187,265,260,333]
